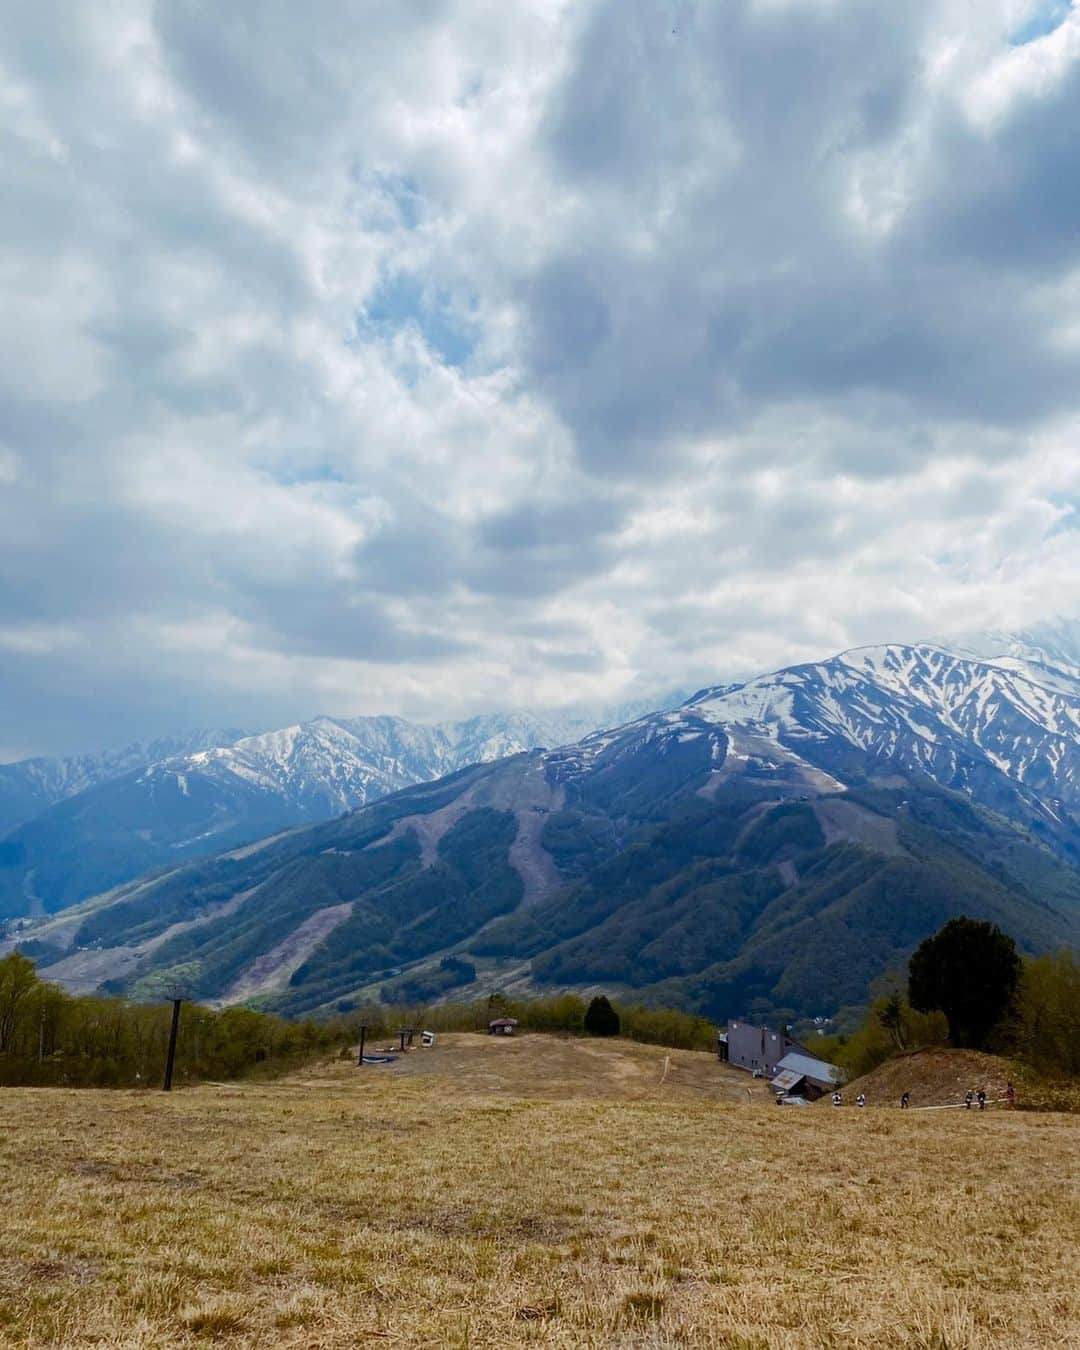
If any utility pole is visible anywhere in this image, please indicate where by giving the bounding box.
[356,1024,367,1066]
[38,1005,45,1065]
[162,998,183,1092]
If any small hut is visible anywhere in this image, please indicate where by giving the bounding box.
[488,1017,519,1037]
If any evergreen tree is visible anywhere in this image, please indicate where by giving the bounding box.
[584,995,620,1037]
[908,917,1021,1048]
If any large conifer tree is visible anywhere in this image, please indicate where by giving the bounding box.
[908,917,1020,1048]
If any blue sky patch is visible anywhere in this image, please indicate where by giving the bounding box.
[361,272,477,367]
[1009,0,1072,45]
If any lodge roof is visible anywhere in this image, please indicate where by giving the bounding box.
[773,1050,840,1086]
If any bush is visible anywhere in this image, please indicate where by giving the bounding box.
[819,996,948,1080]
[997,950,1080,1075]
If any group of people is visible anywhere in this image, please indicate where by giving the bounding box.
[963,1083,1017,1109]
[827,1082,1016,1110]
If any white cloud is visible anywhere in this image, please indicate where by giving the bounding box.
[0,0,1077,754]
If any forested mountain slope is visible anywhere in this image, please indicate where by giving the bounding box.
[9,636,1079,1025]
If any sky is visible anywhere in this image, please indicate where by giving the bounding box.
[1,0,1079,758]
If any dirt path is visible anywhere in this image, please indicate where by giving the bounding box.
[812,797,904,854]
[21,869,45,919]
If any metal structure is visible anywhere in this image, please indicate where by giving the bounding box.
[162,998,183,1092]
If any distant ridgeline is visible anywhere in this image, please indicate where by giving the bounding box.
[4,636,1079,1026]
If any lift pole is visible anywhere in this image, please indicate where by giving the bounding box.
[162,998,183,1092]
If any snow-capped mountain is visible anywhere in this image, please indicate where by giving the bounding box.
[4,624,1079,930]
[684,638,1079,843]
[0,698,686,918]
[138,702,689,818]
[0,729,249,833]
[18,632,1079,1023]
[933,619,1080,691]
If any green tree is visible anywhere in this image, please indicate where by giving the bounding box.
[1003,951,1080,1075]
[877,993,907,1050]
[0,952,39,1053]
[908,917,1021,1049]
[584,995,620,1037]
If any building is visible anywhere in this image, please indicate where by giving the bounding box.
[488,1017,519,1036]
[719,1019,802,1076]
[769,1050,841,1101]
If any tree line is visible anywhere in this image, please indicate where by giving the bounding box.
[0,952,350,1087]
[4,917,1074,1092]
[368,990,716,1050]
[0,953,720,1089]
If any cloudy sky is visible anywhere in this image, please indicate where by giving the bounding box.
[2,0,1079,757]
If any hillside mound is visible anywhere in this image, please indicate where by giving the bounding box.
[384,1031,772,1103]
[843,1047,1015,1109]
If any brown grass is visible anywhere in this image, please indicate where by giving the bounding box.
[0,1033,1077,1348]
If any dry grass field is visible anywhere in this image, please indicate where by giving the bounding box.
[0,1033,1077,1349]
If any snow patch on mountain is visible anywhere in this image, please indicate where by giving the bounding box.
[685,636,1079,827]
[0,729,248,830]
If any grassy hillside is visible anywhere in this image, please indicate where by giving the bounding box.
[0,1034,1076,1347]
[844,1046,1080,1114]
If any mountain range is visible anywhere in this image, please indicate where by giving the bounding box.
[0,698,684,918]
[0,730,248,835]
[7,621,1078,1027]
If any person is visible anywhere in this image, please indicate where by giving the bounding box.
[900,1090,910,1109]
[832,1090,842,1107]
[965,1089,974,1110]
[977,1088,986,1111]
[1006,1082,1016,1108]
[856,1092,866,1108]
